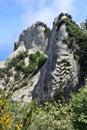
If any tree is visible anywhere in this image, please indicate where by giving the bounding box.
[71,83,87,130]
[80,20,87,33]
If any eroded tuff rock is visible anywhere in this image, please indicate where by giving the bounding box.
[14,21,50,53]
[44,22,79,100]
[0,13,87,103]
[33,15,80,100]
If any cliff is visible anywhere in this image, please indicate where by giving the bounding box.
[0,13,87,103]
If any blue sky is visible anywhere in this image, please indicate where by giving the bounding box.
[0,0,87,61]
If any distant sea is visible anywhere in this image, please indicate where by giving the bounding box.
[0,44,13,61]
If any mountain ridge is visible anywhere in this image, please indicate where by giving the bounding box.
[0,13,87,104]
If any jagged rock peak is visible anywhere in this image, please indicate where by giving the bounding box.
[14,21,51,53]
[53,13,72,25]
[0,13,87,104]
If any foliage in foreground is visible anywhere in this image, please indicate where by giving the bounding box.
[0,81,87,130]
[0,17,87,129]
[71,83,87,130]
[0,94,12,130]
[21,100,73,130]
[0,93,22,130]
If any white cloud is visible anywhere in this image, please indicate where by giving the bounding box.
[53,0,74,11]
[0,0,76,43]
[21,7,54,28]
[19,0,75,29]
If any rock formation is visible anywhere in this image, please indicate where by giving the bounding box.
[32,14,80,101]
[0,13,87,103]
[14,21,50,53]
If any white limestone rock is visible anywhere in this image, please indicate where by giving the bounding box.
[14,22,50,53]
[0,14,82,103]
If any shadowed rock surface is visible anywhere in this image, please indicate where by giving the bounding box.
[0,13,87,103]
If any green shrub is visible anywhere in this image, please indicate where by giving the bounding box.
[24,51,47,77]
[17,51,28,59]
[22,99,73,130]
[15,60,25,72]
[7,57,19,68]
[20,80,28,88]
[53,88,65,103]
[1,83,87,130]
[14,72,20,81]
[0,69,4,78]
[71,84,87,130]
[7,71,13,77]
[5,77,9,84]
[7,51,28,69]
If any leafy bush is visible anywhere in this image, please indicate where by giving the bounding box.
[71,83,87,130]
[7,51,28,69]
[0,93,23,130]
[0,68,10,78]
[53,88,65,103]
[80,19,87,33]
[5,78,9,84]
[24,51,47,77]
[15,61,25,72]
[17,51,28,59]
[14,72,20,81]
[20,79,28,88]
[0,94,12,130]
[0,69,4,78]
[1,82,87,130]
[30,51,47,67]
[7,71,13,77]
[22,100,73,130]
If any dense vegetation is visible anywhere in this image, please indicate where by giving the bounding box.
[0,51,47,90]
[25,51,47,77]
[71,80,87,130]
[0,80,87,130]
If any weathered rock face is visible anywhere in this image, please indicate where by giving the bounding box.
[44,19,79,100]
[0,13,87,103]
[33,15,80,100]
[14,22,50,53]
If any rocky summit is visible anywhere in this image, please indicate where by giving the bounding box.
[0,13,87,103]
